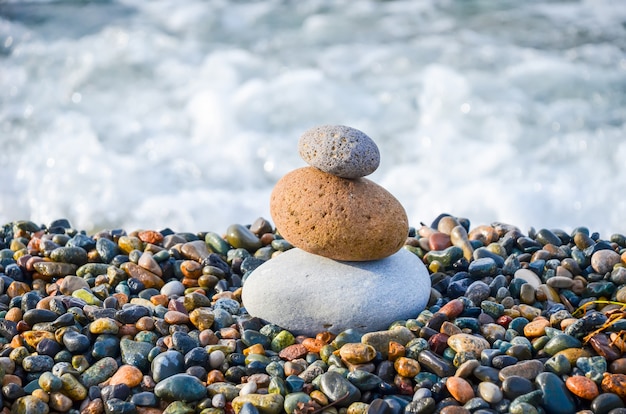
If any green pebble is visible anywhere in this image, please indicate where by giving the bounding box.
[509,401,539,414]
[80,357,118,387]
[271,330,295,352]
[481,301,504,319]
[270,239,293,252]
[72,288,102,306]
[76,263,110,277]
[584,281,616,298]
[543,334,582,356]
[245,353,271,365]
[509,317,529,334]
[544,353,572,375]
[163,401,195,414]
[226,248,251,264]
[284,392,311,414]
[232,394,284,414]
[268,376,287,396]
[154,373,208,402]
[424,246,463,267]
[11,396,50,414]
[225,224,262,253]
[60,373,87,400]
[38,372,62,392]
[531,335,550,352]
[205,232,231,256]
[207,383,240,401]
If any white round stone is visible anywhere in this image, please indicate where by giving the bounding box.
[161,280,185,298]
[241,247,431,336]
[298,125,380,178]
[513,268,542,289]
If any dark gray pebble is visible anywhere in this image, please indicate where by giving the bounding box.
[591,393,625,414]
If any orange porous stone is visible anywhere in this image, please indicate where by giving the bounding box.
[601,373,626,400]
[270,167,408,261]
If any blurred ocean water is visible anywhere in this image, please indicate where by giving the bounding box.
[1,0,625,236]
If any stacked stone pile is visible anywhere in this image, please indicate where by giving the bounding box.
[242,125,431,336]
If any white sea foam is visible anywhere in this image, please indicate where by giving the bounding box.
[1,0,625,236]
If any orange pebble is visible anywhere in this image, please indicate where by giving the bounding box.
[565,375,599,400]
[302,338,326,353]
[138,230,164,245]
[243,343,265,356]
[4,308,22,323]
[150,294,169,307]
[394,357,421,377]
[180,260,203,279]
[388,341,405,361]
[446,376,475,404]
[207,370,225,384]
[109,365,144,388]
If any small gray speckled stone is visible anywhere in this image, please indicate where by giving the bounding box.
[242,247,430,336]
[298,125,380,178]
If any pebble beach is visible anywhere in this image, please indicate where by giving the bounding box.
[0,216,625,414]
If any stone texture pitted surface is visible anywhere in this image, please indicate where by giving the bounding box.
[270,166,408,261]
[241,247,431,336]
[298,125,380,178]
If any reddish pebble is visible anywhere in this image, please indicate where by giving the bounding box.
[138,230,164,245]
[119,325,138,337]
[446,376,475,404]
[136,406,163,414]
[439,299,464,319]
[2,375,22,387]
[496,315,512,329]
[81,398,104,414]
[566,375,599,400]
[136,407,163,414]
[589,333,622,361]
[199,330,219,346]
[279,344,308,361]
[428,232,451,251]
[260,233,275,245]
[428,333,450,355]
[610,358,626,374]
[136,316,155,331]
[164,311,190,325]
[393,374,414,395]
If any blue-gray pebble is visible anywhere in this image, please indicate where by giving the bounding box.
[298,125,380,178]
